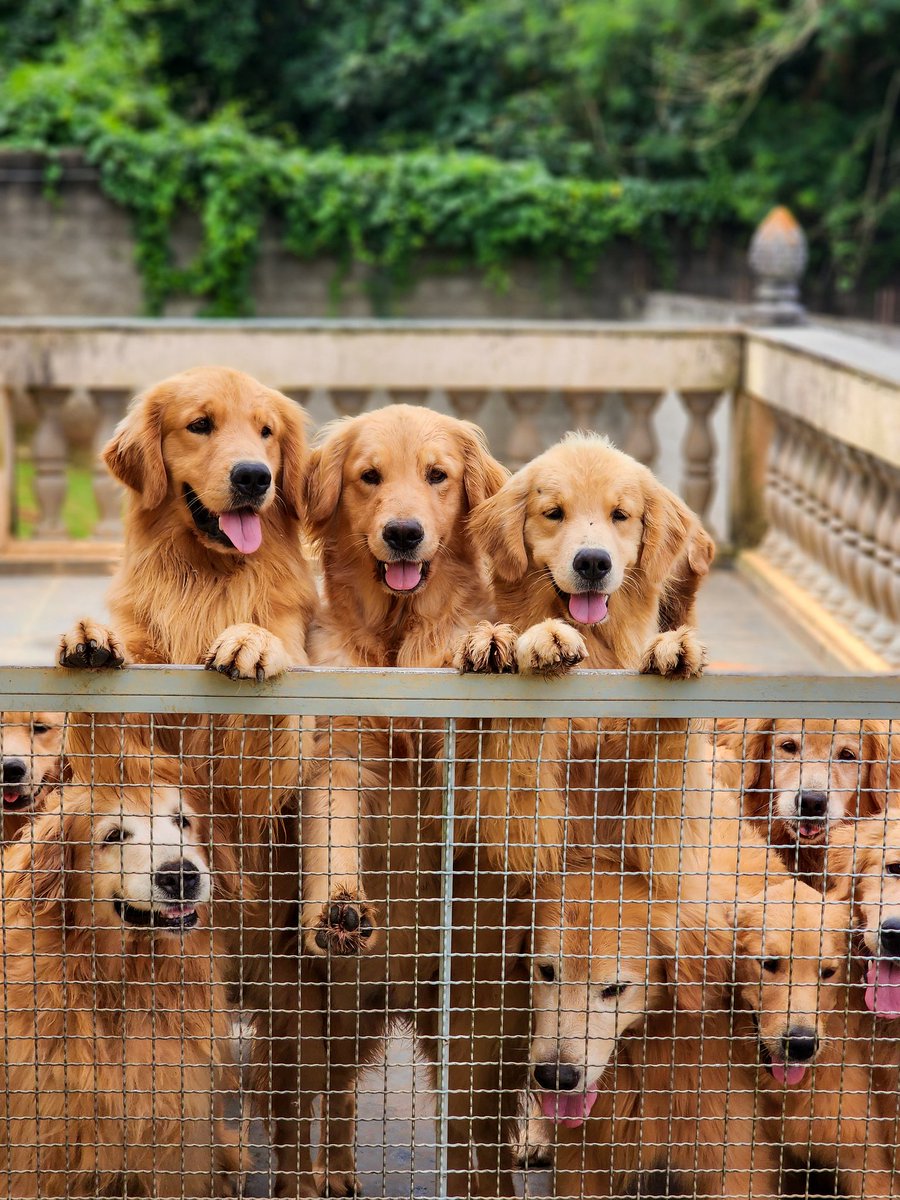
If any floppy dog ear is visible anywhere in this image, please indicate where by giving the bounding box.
[468,468,531,582]
[303,420,355,543]
[4,802,70,914]
[273,391,309,521]
[636,479,695,592]
[103,387,167,510]
[862,723,900,812]
[209,826,252,904]
[458,422,509,511]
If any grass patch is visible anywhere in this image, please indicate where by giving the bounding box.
[15,458,99,539]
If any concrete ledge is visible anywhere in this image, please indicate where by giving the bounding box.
[738,550,891,674]
[1,541,120,571]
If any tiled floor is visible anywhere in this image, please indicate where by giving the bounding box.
[0,564,838,672]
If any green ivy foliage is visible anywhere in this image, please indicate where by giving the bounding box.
[0,0,896,315]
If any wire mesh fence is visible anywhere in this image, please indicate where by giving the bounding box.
[0,667,898,1200]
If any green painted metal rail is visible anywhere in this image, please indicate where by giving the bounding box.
[1,665,896,718]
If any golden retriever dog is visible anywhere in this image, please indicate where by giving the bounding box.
[258,405,523,1198]
[300,403,507,951]
[454,433,713,885]
[819,808,900,1197]
[717,718,895,882]
[0,711,64,840]
[61,365,315,676]
[529,858,782,1200]
[0,732,245,1197]
[732,875,896,1200]
[56,366,316,960]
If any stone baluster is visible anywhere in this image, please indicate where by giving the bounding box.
[330,390,371,418]
[30,386,70,540]
[849,449,885,635]
[780,417,811,574]
[564,391,602,437]
[802,425,834,589]
[621,392,661,469]
[885,476,900,666]
[830,449,867,624]
[789,422,817,572]
[761,411,793,566]
[679,391,719,521]
[91,388,130,539]
[869,458,900,653]
[818,439,853,614]
[505,391,545,472]
[388,389,430,406]
[447,390,487,424]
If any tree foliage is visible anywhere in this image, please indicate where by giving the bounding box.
[0,0,897,314]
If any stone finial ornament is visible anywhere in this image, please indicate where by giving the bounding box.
[748,206,808,326]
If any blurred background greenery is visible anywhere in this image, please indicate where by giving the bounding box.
[0,0,897,317]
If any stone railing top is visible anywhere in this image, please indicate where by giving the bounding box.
[0,319,742,392]
[744,326,900,468]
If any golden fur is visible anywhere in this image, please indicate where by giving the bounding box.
[0,722,245,1198]
[454,434,713,883]
[732,876,894,1200]
[0,711,64,840]
[716,718,895,882]
[300,404,507,950]
[57,366,316,957]
[261,405,515,1198]
[532,861,779,1200]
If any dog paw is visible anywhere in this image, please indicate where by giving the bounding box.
[453,622,519,674]
[58,620,126,669]
[204,623,291,682]
[640,625,708,680]
[313,1164,362,1198]
[304,886,377,956]
[515,619,587,678]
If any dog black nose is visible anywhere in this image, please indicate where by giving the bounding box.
[573,548,612,583]
[2,758,27,785]
[796,791,828,819]
[782,1027,818,1062]
[533,1061,581,1091]
[155,859,202,901]
[880,919,900,958]
[383,519,425,553]
[230,461,272,499]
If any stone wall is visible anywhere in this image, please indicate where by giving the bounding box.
[0,150,754,319]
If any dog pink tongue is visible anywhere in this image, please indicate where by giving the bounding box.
[539,1084,599,1129]
[866,960,900,1015]
[568,592,608,625]
[218,510,262,554]
[771,1062,808,1086]
[384,561,423,591]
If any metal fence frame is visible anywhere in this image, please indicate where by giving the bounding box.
[2,665,899,1198]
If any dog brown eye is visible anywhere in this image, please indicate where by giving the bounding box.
[31,723,49,735]
[761,957,780,973]
[187,417,213,435]
[173,813,191,830]
[601,982,628,1000]
[104,827,128,845]
[427,467,448,485]
[544,507,564,522]
[260,425,273,439]
[538,963,555,983]
[886,862,900,877]
[611,508,628,523]
[837,748,857,761]
[820,967,836,980]
[780,740,798,754]
[361,468,381,486]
